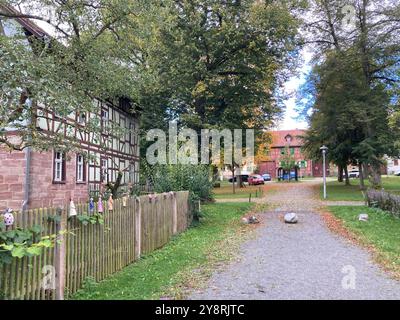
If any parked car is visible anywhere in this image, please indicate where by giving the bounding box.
[395,171,400,176]
[262,173,272,181]
[348,170,360,178]
[248,174,265,185]
[228,174,249,183]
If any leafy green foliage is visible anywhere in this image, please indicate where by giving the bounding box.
[151,164,214,201]
[300,0,400,188]
[76,213,104,226]
[0,222,55,265]
[139,0,304,155]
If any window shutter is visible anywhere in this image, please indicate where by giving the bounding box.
[62,153,66,182]
[83,157,87,182]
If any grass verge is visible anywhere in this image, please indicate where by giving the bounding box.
[320,176,400,201]
[71,202,263,300]
[326,205,400,277]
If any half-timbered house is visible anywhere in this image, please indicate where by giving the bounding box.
[0,5,140,210]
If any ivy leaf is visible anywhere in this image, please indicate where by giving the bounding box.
[0,244,14,251]
[26,246,42,256]
[11,246,26,258]
[0,252,13,265]
[6,230,16,239]
[30,225,42,234]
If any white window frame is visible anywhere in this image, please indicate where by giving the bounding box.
[77,112,86,124]
[101,109,109,133]
[76,154,85,182]
[54,152,63,182]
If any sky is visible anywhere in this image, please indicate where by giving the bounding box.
[276,49,312,131]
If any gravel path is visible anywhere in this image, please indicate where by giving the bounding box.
[189,180,400,300]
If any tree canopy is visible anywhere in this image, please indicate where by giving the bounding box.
[299,0,400,188]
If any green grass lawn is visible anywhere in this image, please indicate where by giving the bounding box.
[328,206,400,274]
[71,202,255,300]
[321,176,400,201]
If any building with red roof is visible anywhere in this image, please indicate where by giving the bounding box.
[257,129,328,179]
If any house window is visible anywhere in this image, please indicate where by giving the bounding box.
[394,159,399,166]
[101,158,108,182]
[53,151,66,183]
[76,154,86,183]
[101,109,109,133]
[77,112,86,124]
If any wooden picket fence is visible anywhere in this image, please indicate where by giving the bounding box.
[0,191,191,300]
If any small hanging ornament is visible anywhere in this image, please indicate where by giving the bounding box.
[69,199,77,217]
[122,195,128,207]
[108,195,114,211]
[89,198,95,213]
[98,195,104,213]
[3,208,14,227]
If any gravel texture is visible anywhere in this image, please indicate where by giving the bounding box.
[188,181,400,300]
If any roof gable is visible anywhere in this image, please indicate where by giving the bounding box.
[269,129,305,147]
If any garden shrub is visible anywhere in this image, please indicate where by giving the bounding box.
[152,164,214,201]
[146,164,214,221]
[366,189,400,218]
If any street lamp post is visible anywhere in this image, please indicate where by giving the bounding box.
[320,145,328,199]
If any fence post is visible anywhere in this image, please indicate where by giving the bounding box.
[134,196,141,260]
[55,206,67,300]
[172,192,178,235]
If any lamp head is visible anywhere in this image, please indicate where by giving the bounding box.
[320,145,328,152]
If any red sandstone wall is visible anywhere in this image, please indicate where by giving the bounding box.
[0,149,26,210]
[0,149,89,211]
[29,152,88,209]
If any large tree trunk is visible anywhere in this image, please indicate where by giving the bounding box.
[231,167,236,194]
[106,170,123,199]
[238,165,245,188]
[358,163,365,190]
[338,164,343,182]
[369,163,382,189]
[344,166,350,186]
[362,163,369,179]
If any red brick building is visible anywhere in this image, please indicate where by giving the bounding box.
[257,129,328,179]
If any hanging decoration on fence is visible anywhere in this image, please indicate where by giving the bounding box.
[89,198,95,213]
[69,199,77,217]
[122,195,128,207]
[98,195,104,213]
[108,195,114,211]
[2,208,14,226]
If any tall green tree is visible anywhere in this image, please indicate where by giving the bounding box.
[300,0,400,188]
[140,0,304,132]
[0,0,162,152]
